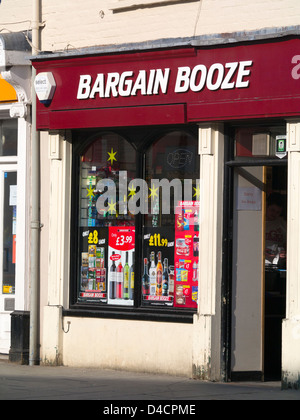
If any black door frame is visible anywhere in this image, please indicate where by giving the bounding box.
[221,126,287,381]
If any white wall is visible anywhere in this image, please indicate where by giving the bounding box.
[282,122,300,389]
[59,317,194,376]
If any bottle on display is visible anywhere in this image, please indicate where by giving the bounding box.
[99,248,106,291]
[142,258,150,296]
[156,251,163,296]
[193,234,199,257]
[100,248,104,268]
[168,265,174,297]
[109,251,117,299]
[183,210,189,230]
[194,210,199,232]
[149,251,156,296]
[162,258,169,296]
[129,251,135,300]
[123,251,129,300]
[192,261,198,281]
[88,268,96,290]
[117,259,123,299]
[176,213,184,231]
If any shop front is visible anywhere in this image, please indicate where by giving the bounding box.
[0,32,32,360]
[32,36,300,385]
[0,76,18,354]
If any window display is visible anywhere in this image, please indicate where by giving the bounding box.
[75,129,199,311]
[78,133,136,304]
[142,131,199,309]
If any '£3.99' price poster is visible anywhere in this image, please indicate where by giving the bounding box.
[107,227,135,306]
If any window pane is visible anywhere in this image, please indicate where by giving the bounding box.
[78,133,136,306]
[76,129,200,312]
[142,131,199,309]
[0,120,17,157]
[2,171,17,294]
[234,125,286,160]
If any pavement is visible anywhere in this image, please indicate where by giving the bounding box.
[0,356,299,403]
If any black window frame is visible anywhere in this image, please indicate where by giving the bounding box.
[66,125,199,324]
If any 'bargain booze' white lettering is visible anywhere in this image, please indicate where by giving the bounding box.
[77,68,170,99]
[174,61,252,92]
[77,60,253,99]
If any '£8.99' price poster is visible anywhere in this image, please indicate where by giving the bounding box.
[107,227,135,306]
[79,227,108,304]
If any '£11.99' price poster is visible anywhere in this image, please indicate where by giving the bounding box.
[142,227,175,307]
[107,227,135,306]
[174,201,199,308]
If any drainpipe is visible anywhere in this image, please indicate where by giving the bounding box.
[29,0,41,366]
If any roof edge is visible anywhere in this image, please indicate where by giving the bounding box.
[31,25,300,61]
[0,31,32,52]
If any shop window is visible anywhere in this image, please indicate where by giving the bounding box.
[75,129,199,313]
[78,132,136,306]
[142,131,199,308]
[0,120,17,157]
[234,126,287,160]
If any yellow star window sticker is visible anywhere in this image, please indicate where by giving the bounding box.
[86,185,95,199]
[107,198,117,215]
[128,185,136,197]
[149,184,159,199]
[193,185,200,199]
[107,148,117,165]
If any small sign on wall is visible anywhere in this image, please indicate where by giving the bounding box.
[275,135,287,159]
[237,187,262,211]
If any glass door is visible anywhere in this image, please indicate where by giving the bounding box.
[0,165,17,353]
[264,166,287,380]
[225,123,287,381]
[230,165,265,379]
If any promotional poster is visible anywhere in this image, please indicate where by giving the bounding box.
[142,227,175,307]
[107,226,135,306]
[78,210,198,309]
[78,227,108,303]
[174,201,199,308]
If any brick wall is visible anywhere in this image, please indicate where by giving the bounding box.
[0,0,31,33]
[41,0,300,51]
[0,0,299,51]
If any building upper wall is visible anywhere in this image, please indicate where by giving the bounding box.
[0,0,300,51]
[0,0,32,33]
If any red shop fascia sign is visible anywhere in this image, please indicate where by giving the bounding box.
[32,37,300,130]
